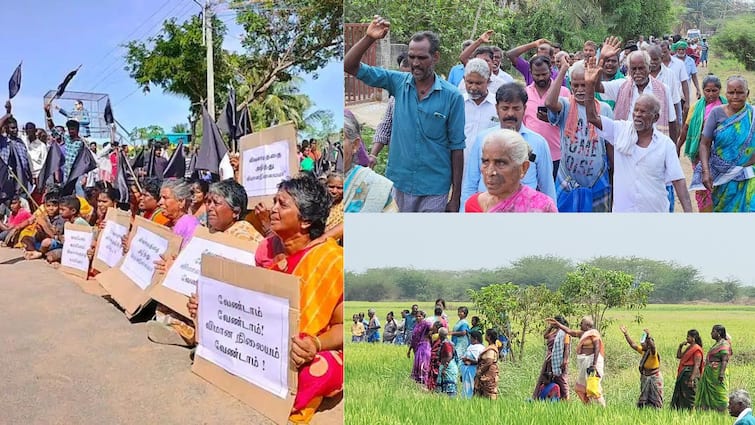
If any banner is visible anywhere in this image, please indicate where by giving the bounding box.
[238,122,298,209]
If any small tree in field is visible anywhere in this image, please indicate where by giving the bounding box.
[468,282,565,363]
[558,264,653,333]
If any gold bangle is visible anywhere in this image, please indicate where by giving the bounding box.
[310,334,322,352]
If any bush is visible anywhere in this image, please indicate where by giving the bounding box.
[713,15,755,71]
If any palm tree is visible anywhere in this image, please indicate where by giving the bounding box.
[236,76,313,131]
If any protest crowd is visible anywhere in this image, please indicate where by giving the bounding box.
[344,15,754,213]
[356,301,751,422]
[0,74,344,422]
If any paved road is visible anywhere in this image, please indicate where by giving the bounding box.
[0,247,341,425]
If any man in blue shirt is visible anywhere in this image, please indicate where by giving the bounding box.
[462,83,556,208]
[345,15,465,212]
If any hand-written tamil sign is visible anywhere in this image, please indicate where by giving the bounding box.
[96,220,129,268]
[196,275,290,399]
[162,231,255,297]
[120,226,169,290]
[61,224,94,277]
[242,140,290,198]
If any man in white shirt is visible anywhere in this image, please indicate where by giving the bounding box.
[660,40,690,122]
[584,52,692,213]
[457,46,506,96]
[647,45,682,141]
[22,122,47,186]
[461,58,498,163]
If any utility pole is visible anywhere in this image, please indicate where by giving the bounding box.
[205,0,216,118]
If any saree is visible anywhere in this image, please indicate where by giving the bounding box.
[690,104,755,211]
[436,340,459,396]
[272,238,343,424]
[474,345,499,399]
[410,320,432,385]
[575,329,605,405]
[533,329,569,400]
[344,165,396,213]
[695,340,732,411]
[428,338,442,391]
[671,344,703,409]
[460,343,484,399]
[452,319,470,367]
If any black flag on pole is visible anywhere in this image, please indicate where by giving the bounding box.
[163,142,186,179]
[8,62,21,99]
[115,150,130,204]
[104,99,114,125]
[131,149,145,169]
[236,104,253,139]
[61,145,97,196]
[0,156,14,201]
[54,65,81,99]
[37,142,64,189]
[194,105,228,175]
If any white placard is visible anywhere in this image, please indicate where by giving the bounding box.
[162,237,255,297]
[120,226,169,290]
[61,229,94,272]
[195,275,290,399]
[242,140,290,197]
[95,221,129,268]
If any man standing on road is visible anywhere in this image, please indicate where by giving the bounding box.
[345,15,465,212]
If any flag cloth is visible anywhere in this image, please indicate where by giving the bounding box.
[217,84,236,139]
[131,149,145,169]
[8,143,31,193]
[236,104,253,139]
[115,150,130,204]
[8,62,21,99]
[194,105,228,175]
[104,99,114,125]
[163,142,186,178]
[37,142,64,189]
[55,65,81,99]
[0,156,13,201]
[145,145,156,178]
[61,144,96,195]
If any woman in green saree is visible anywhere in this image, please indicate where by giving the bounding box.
[695,325,732,412]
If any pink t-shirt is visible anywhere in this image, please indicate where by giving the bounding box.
[7,208,32,228]
[523,84,571,161]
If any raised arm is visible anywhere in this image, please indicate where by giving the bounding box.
[545,57,569,113]
[344,15,390,76]
[546,318,583,338]
[620,324,640,351]
[506,38,550,64]
[44,103,55,130]
[584,57,604,130]
[460,30,493,66]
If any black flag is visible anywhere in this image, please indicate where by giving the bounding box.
[145,145,157,178]
[217,84,237,140]
[8,143,31,193]
[8,62,21,99]
[54,65,81,99]
[0,156,14,201]
[37,142,64,189]
[194,105,228,175]
[61,145,97,195]
[131,149,145,169]
[236,104,253,139]
[104,99,114,125]
[163,142,186,178]
[115,150,130,204]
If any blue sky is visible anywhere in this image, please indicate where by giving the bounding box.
[5,1,342,138]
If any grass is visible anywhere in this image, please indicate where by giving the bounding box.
[707,54,755,104]
[345,302,755,425]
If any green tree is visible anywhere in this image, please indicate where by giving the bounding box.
[303,109,339,141]
[503,255,574,290]
[245,77,313,130]
[130,125,165,141]
[468,283,564,362]
[559,264,653,333]
[171,123,190,133]
[713,15,755,71]
[123,15,232,117]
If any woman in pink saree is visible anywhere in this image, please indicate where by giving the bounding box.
[464,129,557,213]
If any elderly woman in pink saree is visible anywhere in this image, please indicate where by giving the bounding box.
[464,129,557,213]
[407,311,432,386]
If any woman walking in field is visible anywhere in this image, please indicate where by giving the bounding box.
[671,329,704,409]
[696,324,733,412]
[460,330,485,399]
[548,316,606,406]
[619,326,663,408]
[408,311,432,386]
[475,329,500,399]
[427,321,444,391]
[533,315,570,401]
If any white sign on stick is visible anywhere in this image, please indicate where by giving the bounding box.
[61,227,94,272]
[162,237,255,297]
[195,275,290,399]
[242,140,290,197]
[95,221,129,268]
[119,226,169,290]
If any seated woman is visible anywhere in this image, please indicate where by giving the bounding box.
[620,325,663,408]
[465,129,557,213]
[343,109,397,212]
[138,178,170,225]
[0,195,32,246]
[188,175,343,424]
[189,179,209,226]
[325,172,344,243]
[87,187,129,277]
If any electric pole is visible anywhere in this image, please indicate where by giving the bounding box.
[205,0,216,117]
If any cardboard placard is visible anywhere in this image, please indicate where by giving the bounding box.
[59,223,94,279]
[192,255,300,425]
[238,122,298,210]
[149,226,258,319]
[95,216,181,318]
[92,207,131,273]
